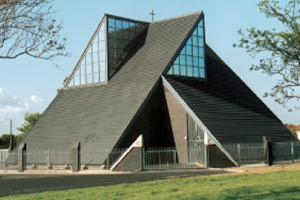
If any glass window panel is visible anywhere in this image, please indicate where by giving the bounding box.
[86,64,92,73]
[200,68,205,78]
[180,65,187,76]
[81,74,86,85]
[115,30,122,38]
[69,80,74,87]
[198,37,204,47]
[74,76,80,86]
[108,18,115,27]
[108,38,115,48]
[108,28,115,38]
[193,67,200,78]
[80,64,85,75]
[187,37,192,45]
[136,24,142,33]
[167,65,173,75]
[193,46,198,57]
[92,43,98,53]
[192,27,197,36]
[129,22,135,27]
[199,19,203,27]
[100,72,106,82]
[179,55,186,65]
[116,20,122,29]
[87,74,93,84]
[115,39,122,49]
[99,31,105,41]
[187,56,193,66]
[93,53,98,63]
[174,57,179,64]
[187,66,193,77]
[116,49,122,59]
[75,66,80,75]
[186,45,192,55]
[100,61,105,72]
[93,73,99,83]
[87,47,91,54]
[193,57,199,67]
[198,27,204,37]
[122,21,129,28]
[174,64,180,75]
[192,36,198,46]
[122,40,130,49]
[130,32,135,40]
[93,64,99,73]
[199,58,205,67]
[100,22,105,32]
[86,53,92,64]
[199,48,204,57]
[180,46,186,54]
[99,41,105,51]
[122,31,129,40]
[100,51,105,61]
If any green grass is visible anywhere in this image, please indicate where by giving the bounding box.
[2,171,300,200]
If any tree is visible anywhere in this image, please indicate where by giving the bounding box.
[0,134,11,145]
[0,0,69,66]
[234,0,300,110]
[57,76,69,93]
[17,112,41,135]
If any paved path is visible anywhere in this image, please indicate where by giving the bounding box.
[0,169,232,197]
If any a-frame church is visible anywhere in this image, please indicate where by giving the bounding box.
[18,11,297,168]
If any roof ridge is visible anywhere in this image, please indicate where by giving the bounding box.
[151,11,202,24]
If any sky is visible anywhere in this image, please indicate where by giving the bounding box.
[0,0,299,135]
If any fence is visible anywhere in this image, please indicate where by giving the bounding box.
[273,142,300,164]
[1,141,300,171]
[222,143,267,166]
[143,147,204,170]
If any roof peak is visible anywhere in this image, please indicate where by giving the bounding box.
[151,11,203,24]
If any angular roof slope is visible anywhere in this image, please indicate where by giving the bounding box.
[21,12,202,154]
[165,45,297,143]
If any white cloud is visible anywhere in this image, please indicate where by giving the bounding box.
[0,88,30,134]
[30,95,43,103]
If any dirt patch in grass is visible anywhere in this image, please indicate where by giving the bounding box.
[231,163,300,174]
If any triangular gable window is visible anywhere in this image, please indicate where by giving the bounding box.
[167,18,205,78]
[67,18,107,87]
[107,17,148,77]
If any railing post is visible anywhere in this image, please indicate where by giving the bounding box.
[173,150,176,165]
[263,136,273,166]
[72,142,80,172]
[106,149,109,169]
[291,142,294,163]
[204,132,209,169]
[18,143,26,172]
[142,147,145,171]
[237,143,241,166]
[1,151,3,170]
[47,149,50,170]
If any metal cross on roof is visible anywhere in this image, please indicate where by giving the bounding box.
[150,9,155,22]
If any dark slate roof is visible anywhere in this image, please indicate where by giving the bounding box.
[20,12,202,160]
[165,45,297,144]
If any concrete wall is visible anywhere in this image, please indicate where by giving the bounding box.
[113,147,142,171]
[208,145,235,168]
[164,87,188,162]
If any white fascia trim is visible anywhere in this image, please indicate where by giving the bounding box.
[162,75,238,166]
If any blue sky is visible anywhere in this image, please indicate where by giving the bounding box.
[0,0,299,135]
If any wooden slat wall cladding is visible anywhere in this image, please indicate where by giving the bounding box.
[165,45,297,144]
[19,13,202,164]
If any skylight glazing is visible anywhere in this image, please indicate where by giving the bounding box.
[167,18,205,79]
[68,19,106,87]
[107,17,148,77]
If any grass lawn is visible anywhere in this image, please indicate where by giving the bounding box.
[1,170,300,200]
